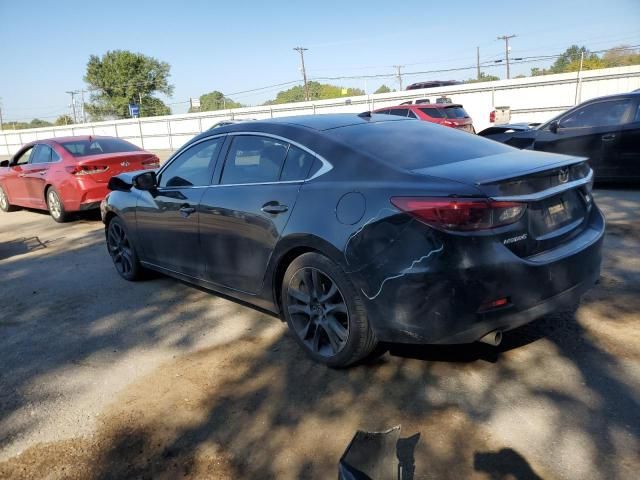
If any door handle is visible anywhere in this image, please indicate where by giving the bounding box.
[261,202,288,214]
[601,133,616,142]
[18,173,26,177]
[179,205,196,217]
[38,171,47,176]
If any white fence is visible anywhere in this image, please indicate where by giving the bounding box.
[1,65,639,157]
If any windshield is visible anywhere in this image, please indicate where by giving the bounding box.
[60,138,140,157]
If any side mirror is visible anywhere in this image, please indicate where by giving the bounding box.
[133,171,157,191]
[549,121,559,133]
[0,160,9,168]
[107,176,133,192]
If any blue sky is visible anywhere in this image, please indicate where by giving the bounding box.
[0,0,639,121]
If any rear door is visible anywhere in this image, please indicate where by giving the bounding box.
[23,144,60,207]
[135,136,225,278]
[3,146,35,205]
[199,134,314,293]
[533,98,634,180]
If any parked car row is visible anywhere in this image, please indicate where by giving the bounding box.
[1,95,621,367]
[0,137,159,221]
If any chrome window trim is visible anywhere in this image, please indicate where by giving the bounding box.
[155,131,333,189]
[491,170,593,202]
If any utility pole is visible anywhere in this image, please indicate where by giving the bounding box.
[80,89,87,123]
[66,91,77,123]
[497,34,516,79]
[0,99,4,131]
[393,65,404,90]
[293,47,309,101]
[476,46,481,80]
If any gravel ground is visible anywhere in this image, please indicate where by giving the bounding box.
[0,188,638,479]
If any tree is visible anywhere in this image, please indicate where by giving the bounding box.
[190,91,243,113]
[55,115,74,126]
[374,84,392,94]
[548,45,602,74]
[601,45,640,67]
[464,72,500,83]
[29,118,52,128]
[265,81,365,104]
[84,50,174,120]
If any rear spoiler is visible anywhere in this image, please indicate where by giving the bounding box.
[477,156,588,185]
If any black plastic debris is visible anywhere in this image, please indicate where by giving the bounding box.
[338,426,401,480]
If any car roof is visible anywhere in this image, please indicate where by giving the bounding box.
[217,113,407,132]
[375,104,463,110]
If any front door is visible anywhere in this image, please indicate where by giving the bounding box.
[23,144,60,208]
[4,146,35,205]
[135,136,225,278]
[200,135,315,294]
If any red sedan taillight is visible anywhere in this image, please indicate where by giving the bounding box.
[489,110,496,123]
[390,197,526,231]
[441,120,457,128]
[65,165,109,175]
[142,156,160,168]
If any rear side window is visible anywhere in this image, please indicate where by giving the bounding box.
[31,145,60,164]
[388,109,408,117]
[329,120,511,170]
[419,107,445,118]
[280,145,315,181]
[443,106,469,118]
[60,138,140,157]
[221,136,288,185]
[375,110,391,115]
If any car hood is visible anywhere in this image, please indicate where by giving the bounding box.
[412,149,586,186]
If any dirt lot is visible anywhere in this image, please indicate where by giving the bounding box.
[0,189,639,479]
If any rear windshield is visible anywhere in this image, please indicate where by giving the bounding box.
[328,119,511,170]
[443,106,469,118]
[60,138,140,157]
[419,107,445,118]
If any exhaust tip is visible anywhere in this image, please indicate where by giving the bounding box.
[478,330,502,346]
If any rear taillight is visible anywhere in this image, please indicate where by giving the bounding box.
[489,110,496,123]
[142,156,160,168]
[390,197,526,231]
[442,120,457,127]
[65,165,109,175]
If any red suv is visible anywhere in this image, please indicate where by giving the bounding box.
[0,136,160,222]
[373,104,475,133]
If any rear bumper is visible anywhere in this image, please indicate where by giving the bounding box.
[59,180,109,212]
[361,207,604,344]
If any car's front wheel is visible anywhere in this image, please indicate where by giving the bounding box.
[106,217,143,281]
[0,185,17,212]
[281,252,378,367]
[46,187,68,222]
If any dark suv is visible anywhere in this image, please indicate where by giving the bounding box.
[373,104,475,133]
[478,92,640,182]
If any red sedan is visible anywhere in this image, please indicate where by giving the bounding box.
[373,103,475,133]
[0,136,159,222]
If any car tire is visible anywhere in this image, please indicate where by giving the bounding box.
[46,187,68,223]
[281,252,378,368]
[106,216,143,281]
[0,185,17,212]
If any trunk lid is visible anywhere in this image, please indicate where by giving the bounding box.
[414,150,594,257]
[74,152,160,183]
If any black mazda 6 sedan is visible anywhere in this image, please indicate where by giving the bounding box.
[102,113,604,367]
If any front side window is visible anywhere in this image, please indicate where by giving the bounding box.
[559,99,633,129]
[221,136,288,185]
[159,138,223,188]
[389,109,408,117]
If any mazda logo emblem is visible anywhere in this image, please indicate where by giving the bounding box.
[558,167,569,184]
[120,161,130,167]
